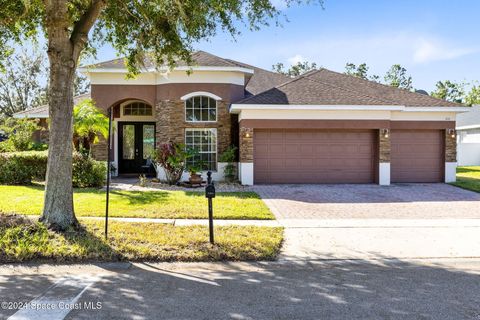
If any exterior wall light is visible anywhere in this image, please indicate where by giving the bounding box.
[245,132,251,138]
[382,128,390,138]
[448,129,456,138]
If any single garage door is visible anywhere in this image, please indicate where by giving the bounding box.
[391,130,444,183]
[254,129,376,184]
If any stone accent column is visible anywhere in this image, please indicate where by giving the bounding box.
[239,127,253,162]
[445,129,457,162]
[378,129,391,185]
[444,129,457,183]
[239,127,254,185]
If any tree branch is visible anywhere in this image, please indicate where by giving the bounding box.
[70,0,106,60]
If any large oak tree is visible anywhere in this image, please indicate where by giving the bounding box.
[0,0,316,230]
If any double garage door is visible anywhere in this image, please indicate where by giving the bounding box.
[253,129,444,184]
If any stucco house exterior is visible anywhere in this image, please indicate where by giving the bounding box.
[15,51,469,185]
[456,105,480,166]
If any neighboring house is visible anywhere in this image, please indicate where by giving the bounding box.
[14,51,469,185]
[13,93,91,145]
[456,105,480,166]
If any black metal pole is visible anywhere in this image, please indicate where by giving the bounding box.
[206,171,214,244]
[105,108,113,240]
[208,197,214,244]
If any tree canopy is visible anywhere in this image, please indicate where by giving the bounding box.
[272,61,318,77]
[384,64,413,90]
[0,0,296,74]
[430,80,465,103]
[0,47,47,117]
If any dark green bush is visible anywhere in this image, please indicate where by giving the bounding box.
[0,151,48,184]
[0,151,106,187]
[72,153,107,188]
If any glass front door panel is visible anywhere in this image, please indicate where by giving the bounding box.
[143,125,155,159]
[122,125,135,160]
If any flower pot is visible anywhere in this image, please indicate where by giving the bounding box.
[189,173,202,184]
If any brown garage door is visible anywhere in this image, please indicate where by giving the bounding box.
[254,129,376,184]
[391,130,444,183]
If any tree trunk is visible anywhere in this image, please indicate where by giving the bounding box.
[40,1,78,230]
[40,56,78,230]
[40,0,105,230]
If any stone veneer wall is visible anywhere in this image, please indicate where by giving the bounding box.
[379,129,391,162]
[91,136,108,161]
[239,127,253,163]
[445,129,457,162]
[155,100,232,156]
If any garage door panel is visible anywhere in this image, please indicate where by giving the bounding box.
[391,130,443,183]
[254,129,375,184]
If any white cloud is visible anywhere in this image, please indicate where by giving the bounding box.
[252,32,476,72]
[413,39,476,63]
[287,54,306,65]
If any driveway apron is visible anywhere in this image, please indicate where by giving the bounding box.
[253,184,480,261]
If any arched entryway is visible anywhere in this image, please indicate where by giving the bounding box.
[109,99,156,176]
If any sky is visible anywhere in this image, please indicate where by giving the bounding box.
[81,0,480,91]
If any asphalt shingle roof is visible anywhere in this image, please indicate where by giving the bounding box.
[224,59,291,96]
[84,51,239,69]
[238,68,463,107]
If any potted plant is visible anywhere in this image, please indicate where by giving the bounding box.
[186,160,204,185]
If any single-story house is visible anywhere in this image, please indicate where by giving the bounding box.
[14,51,470,185]
[456,105,480,166]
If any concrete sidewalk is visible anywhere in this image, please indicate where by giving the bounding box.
[80,216,281,227]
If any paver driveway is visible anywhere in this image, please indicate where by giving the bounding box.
[254,183,480,219]
[253,184,480,261]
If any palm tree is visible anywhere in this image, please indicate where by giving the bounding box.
[73,99,109,154]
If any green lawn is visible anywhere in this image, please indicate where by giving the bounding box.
[0,185,274,220]
[452,166,480,193]
[0,214,283,262]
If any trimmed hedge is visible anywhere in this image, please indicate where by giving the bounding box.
[0,151,106,187]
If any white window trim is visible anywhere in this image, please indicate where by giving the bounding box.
[181,91,222,101]
[185,128,218,172]
[184,95,218,123]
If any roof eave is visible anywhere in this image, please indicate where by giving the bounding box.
[230,104,471,114]
[78,66,254,75]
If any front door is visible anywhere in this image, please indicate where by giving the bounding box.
[118,122,156,174]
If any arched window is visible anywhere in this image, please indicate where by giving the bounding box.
[185,96,217,122]
[123,102,153,116]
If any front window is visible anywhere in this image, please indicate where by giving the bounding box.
[185,129,217,171]
[123,102,152,116]
[185,96,217,122]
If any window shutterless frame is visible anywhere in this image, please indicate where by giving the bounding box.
[184,96,218,123]
[185,128,218,171]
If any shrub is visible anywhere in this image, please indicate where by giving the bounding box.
[0,118,41,151]
[0,151,106,187]
[219,145,238,182]
[0,151,48,184]
[155,142,194,185]
[72,153,107,188]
